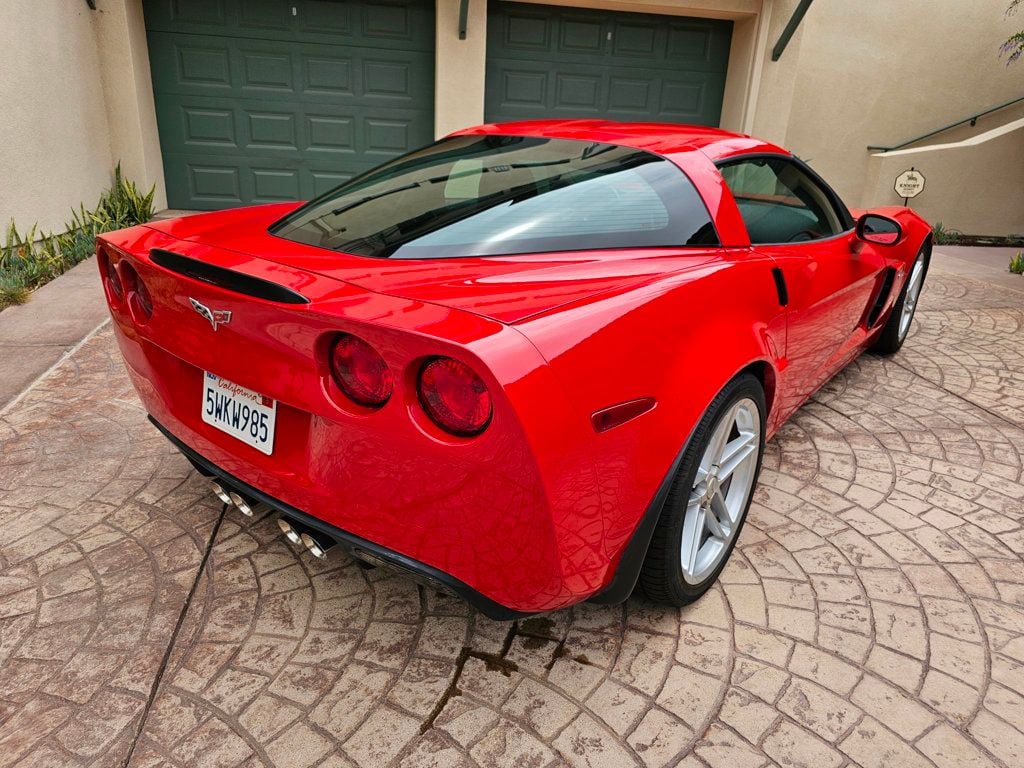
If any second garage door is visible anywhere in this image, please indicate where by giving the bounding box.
[486,3,732,126]
[144,0,435,210]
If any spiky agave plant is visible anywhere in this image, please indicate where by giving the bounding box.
[1,164,157,310]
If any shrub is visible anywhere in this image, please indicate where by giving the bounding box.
[932,222,963,246]
[1010,251,1024,275]
[0,164,154,310]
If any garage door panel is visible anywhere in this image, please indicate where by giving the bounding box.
[144,0,432,50]
[486,63,549,114]
[660,73,726,121]
[158,95,428,158]
[607,77,652,114]
[150,33,432,105]
[146,0,434,209]
[560,17,604,53]
[181,107,238,147]
[556,73,605,113]
[162,153,372,208]
[307,115,356,154]
[157,0,228,27]
[486,3,731,126]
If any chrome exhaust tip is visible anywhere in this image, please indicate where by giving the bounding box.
[228,491,268,517]
[277,517,303,545]
[227,491,255,516]
[300,531,334,560]
[210,481,233,505]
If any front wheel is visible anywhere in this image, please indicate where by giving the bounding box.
[638,374,766,605]
[872,244,928,355]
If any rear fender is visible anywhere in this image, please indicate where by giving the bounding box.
[515,252,786,598]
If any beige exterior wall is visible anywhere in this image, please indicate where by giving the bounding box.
[0,1,114,233]
[863,118,1024,235]
[0,0,166,235]
[2,0,1021,234]
[435,0,489,136]
[93,0,168,212]
[753,0,1023,232]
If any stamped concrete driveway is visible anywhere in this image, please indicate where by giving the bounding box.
[1,252,1023,768]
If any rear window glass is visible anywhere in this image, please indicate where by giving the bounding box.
[270,135,718,259]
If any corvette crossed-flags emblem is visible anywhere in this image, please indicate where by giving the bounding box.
[190,298,232,331]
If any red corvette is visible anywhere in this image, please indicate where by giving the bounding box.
[97,121,931,617]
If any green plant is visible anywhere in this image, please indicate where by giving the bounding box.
[932,222,964,246]
[0,165,155,310]
[1010,251,1024,274]
[1003,1,1024,64]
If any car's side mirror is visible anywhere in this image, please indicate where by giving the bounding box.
[856,214,902,246]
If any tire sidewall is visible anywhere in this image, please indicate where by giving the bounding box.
[873,242,930,355]
[896,248,929,344]
[650,374,767,604]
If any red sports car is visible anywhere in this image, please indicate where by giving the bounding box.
[98,121,931,618]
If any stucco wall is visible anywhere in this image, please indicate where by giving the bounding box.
[93,0,168,212]
[863,118,1024,236]
[751,0,1023,230]
[0,1,115,233]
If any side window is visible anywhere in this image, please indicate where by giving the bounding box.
[719,158,846,244]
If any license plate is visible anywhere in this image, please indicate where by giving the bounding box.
[202,372,277,455]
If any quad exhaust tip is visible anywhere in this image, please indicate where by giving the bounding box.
[228,491,256,517]
[277,517,334,560]
[210,481,233,506]
[210,481,266,517]
[300,531,334,560]
[277,517,303,545]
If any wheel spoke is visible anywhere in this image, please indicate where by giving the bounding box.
[680,501,705,576]
[702,403,737,472]
[709,490,733,532]
[717,431,757,481]
[900,253,926,338]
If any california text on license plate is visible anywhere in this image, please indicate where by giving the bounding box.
[202,372,277,455]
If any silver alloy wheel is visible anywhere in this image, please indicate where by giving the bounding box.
[681,397,761,584]
[898,251,927,340]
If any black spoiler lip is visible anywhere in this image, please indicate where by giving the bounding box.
[150,248,310,304]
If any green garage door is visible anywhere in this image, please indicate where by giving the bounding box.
[486,3,731,126]
[143,0,435,210]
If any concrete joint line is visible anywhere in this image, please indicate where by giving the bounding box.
[0,318,110,417]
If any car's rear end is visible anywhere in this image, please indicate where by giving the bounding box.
[97,220,601,616]
[97,127,729,615]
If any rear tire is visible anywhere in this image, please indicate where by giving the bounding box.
[871,244,929,355]
[638,374,766,606]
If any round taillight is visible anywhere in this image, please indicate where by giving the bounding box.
[330,333,393,407]
[418,357,492,437]
[101,250,123,302]
[120,262,152,321]
[133,277,153,319]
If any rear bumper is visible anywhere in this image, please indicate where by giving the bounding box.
[151,416,533,620]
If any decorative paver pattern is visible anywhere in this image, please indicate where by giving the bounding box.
[1,262,1023,767]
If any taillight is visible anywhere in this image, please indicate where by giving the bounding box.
[120,262,152,321]
[100,249,123,303]
[134,277,153,318]
[417,357,492,436]
[330,333,393,407]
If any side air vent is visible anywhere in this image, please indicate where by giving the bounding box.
[150,249,310,304]
[865,267,897,329]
